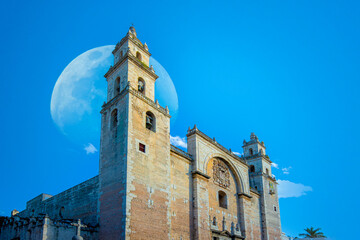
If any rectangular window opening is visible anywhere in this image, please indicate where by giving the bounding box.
[139,143,146,153]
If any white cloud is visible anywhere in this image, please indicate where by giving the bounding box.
[170,135,187,148]
[233,152,243,156]
[84,143,98,154]
[271,162,279,169]
[282,166,292,175]
[277,180,313,198]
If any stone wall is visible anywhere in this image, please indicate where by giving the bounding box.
[0,215,97,240]
[170,150,192,240]
[126,92,171,239]
[18,176,99,226]
[98,91,129,239]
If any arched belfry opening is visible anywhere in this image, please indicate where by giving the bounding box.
[136,51,142,61]
[138,78,145,94]
[145,111,156,132]
[114,77,120,96]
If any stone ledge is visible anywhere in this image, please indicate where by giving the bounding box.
[237,192,252,199]
[192,170,210,180]
[101,83,171,118]
[170,145,193,161]
[104,50,158,79]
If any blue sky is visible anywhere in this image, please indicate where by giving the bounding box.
[1,1,360,239]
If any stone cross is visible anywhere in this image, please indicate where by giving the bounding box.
[71,219,87,236]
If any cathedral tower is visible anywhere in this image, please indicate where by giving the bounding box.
[243,133,281,240]
[98,27,171,240]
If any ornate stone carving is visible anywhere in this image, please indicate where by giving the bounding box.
[213,159,230,188]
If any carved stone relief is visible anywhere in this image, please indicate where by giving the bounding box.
[213,159,230,188]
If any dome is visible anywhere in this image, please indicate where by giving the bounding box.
[72,236,83,240]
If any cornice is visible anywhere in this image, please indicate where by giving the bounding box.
[243,154,272,164]
[101,83,171,118]
[249,172,277,183]
[192,170,210,180]
[187,127,247,165]
[250,188,261,196]
[170,145,193,161]
[238,192,252,199]
[242,139,266,149]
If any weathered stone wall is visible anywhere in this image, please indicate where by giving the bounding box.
[126,92,171,239]
[170,151,192,240]
[127,59,156,101]
[262,177,281,240]
[107,59,129,101]
[98,91,129,239]
[207,158,240,231]
[0,215,97,240]
[240,192,262,240]
[17,176,99,226]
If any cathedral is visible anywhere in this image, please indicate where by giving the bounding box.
[0,27,282,240]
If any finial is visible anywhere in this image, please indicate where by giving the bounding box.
[250,132,257,140]
[11,209,19,216]
[229,148,232,153]
[194,124,197,130]
[222,216,226,231]
[165,106,169,114]
[144,42,148,50]
[188,127,191,132]
[155,99,159,107]
[213,137,216,142]
[150,65,155,72]
[129,25,137,37]
[243,139,246,145]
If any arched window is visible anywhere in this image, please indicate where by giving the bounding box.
[120,51,123,58]
[266,168,269,175]
[136,51,142,61]
[218,191,227,209]
[59,206,65,218]
[114,77,120,95]
[250,165,255,173]
[249,148,253,155]
[111,109,118,137]
[146,111,156,132]
[138,78,145,94]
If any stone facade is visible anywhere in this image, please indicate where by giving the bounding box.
[0,27,282,240]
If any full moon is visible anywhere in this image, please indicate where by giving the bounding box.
[50,45,179,148]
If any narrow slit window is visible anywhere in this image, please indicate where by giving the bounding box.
[115,77,120,95]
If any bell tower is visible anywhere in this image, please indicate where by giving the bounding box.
[98,27,171,240]
[243,133,281,240]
